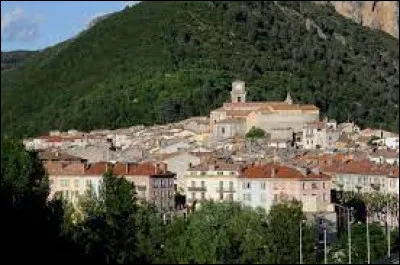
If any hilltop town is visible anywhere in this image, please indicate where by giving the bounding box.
[22,81,399,227]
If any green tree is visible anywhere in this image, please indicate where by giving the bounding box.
[246,126,266,139]
[265,199,316,264]
[72,171,138,264]
[329,223,386,264]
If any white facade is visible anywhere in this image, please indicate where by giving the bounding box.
[385,137,399,150]
[183,169,240,204]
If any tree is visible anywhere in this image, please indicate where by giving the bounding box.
[265,199,316,264]
[71,171,138,264]
[329,223,386,264]
[1,137,83,263]
[246,126,266,139]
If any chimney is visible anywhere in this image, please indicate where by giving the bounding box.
[55,151,59,157]
[271,166,275,177]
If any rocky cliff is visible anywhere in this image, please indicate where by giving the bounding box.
[315,1,399,38]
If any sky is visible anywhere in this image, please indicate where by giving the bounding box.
[1,1,140,51]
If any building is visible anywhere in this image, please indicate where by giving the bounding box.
[45,161,175,212]
[156,151,202,192]
[321,160,395,194]
[183,162,242,205]
[369,149,399,166]
[302,119,340,150]
[239,164,334,213]
[209,81,319,140]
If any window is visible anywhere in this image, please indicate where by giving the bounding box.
[303,183,306,190]
[191,181,196,187]
[260,194,266,202]
[154,179,159,188]
[237,97,241,102]
[191,192,196,200]
[74,179,79,188]
[247,182,251,189]
[201,181,205,188]
[261,182,266,190]
[221,127,225,134]
[323,193,326,201]
[217,171,224,175]
[311,183,318,189]
[161,179,164,188]
[322,182,325,189]
[227,194,233,202]
[201,192,205,200]
[274,194,278,201]
[230,171,236,175]
[60,179,70,187]
[229,181,233,191]
[201,172,206,176]
[219,193,224,200]
[169,179,173,187]
[219,181,223,188]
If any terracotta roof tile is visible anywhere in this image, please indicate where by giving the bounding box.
[241,164,329,180]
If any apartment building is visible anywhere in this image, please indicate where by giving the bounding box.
[45,161,175,212]
[239,164,334,213]
[321,160,396,194]
[183,162,242,205]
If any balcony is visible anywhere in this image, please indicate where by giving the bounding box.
[187,186,206,192]
[216,188,235,193]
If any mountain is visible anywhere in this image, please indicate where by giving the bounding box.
[315,1,399,38]
[1,50,38,72]
[1,1,399,138]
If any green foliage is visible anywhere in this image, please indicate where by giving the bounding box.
[265,199,315,264]
[1,1,399,138]
[70,171,138,263]
[329,223,387,264]
[1,137,83,263]
[246,126,266,139]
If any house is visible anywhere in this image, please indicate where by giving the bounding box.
[369,149,399,166]
[321,160,395,194]
[385,137,399,150]
[157,152,202,192]
[39,150,87,163]
[302,119,340,150]
[183,162,242,206]
[45,161,175,212]
[239,164,334,213]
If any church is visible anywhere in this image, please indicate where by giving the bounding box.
[210,80,320,141]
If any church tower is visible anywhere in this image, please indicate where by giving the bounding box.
[231,80,246,103]
[284,91,293,104]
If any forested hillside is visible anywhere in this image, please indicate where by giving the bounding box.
[1,1,398,138]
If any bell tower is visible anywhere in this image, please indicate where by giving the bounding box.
[231,80,246,103]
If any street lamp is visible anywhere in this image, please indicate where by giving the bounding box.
[300,219,306,264]
[335,204,353,264]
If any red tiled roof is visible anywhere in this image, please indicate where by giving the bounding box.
[321,160,394,175]
[84,162,110,175]
[241,164,329,180]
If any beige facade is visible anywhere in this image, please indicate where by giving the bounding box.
[183,163,241,205]
[45,161,175,212]
[209,81,319,140]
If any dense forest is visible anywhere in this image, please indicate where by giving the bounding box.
[1,1,399,138]
[2,138,398,264]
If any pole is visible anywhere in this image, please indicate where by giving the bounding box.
[324,229,327,264]
[367,214,370,264]
[387,197,391,258]
[348,208,351,264]
[300,220,303,264]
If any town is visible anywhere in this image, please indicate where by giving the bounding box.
[23,81,399,247]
